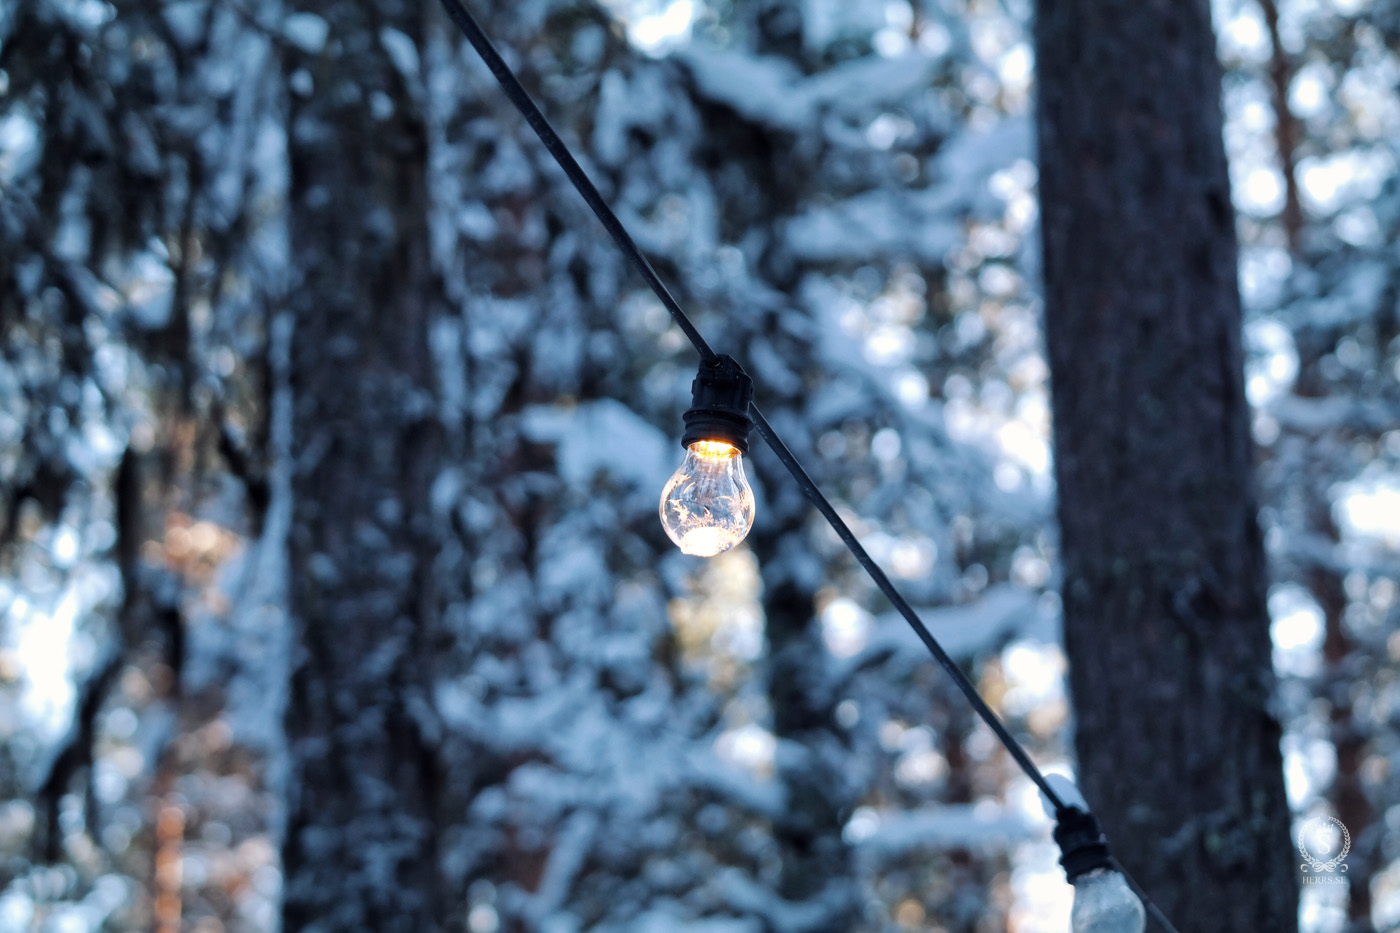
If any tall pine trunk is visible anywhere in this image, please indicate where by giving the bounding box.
[754,513,863,929]
[280,1,447,928]
[1033,1,1298,929]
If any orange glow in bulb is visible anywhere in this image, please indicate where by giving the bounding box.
[659,440,756,557]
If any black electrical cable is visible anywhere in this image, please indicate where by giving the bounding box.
[749,410,1184,933]
[747,406,1062,805]
[439,3,1181,930]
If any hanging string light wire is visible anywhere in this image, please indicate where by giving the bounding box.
[437,2,1180,930]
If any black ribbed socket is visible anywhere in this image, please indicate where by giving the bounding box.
[681,355,753,454]
[1054,807,1115,882]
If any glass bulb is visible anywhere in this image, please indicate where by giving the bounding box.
[1071,868,1146,933]
[659,440,756,556]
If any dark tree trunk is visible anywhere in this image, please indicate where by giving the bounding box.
[279,1,447,929]
[1033,1,1299,930]
[754,514,862,930]
[1315,520,1376,933]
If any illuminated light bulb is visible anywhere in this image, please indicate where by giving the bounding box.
[660,440,756,556]
[1070,867,1146,933]
[660,355,756,557]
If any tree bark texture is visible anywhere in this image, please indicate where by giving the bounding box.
[1034,1,1299,929]
[280,1,447,929]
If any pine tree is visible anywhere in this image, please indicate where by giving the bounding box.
[1034,0,1299,927]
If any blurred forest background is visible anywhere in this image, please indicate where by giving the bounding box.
[1,0,1399,931]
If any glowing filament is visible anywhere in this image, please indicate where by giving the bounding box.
[659,440,756,557]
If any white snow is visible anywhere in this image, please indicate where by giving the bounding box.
[379,27,420,82]
[282,13,329,54]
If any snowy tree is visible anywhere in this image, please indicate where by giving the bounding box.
[0,0,1075,924]
[12,0,1400,931]
[276,0,454,927]
[1220,0,1400,928]
[2,0,288,928]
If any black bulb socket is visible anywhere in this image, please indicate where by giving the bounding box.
[681,355,753,455]
[1053,806,1115,883]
